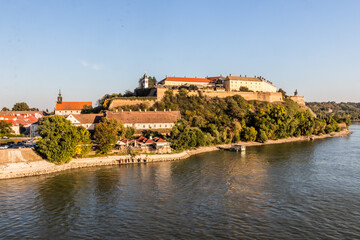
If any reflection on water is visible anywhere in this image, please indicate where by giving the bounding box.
[0,125,360,239]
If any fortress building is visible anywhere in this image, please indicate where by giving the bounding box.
[158,75,277,93]
[224,75,277,92]
[158,77,214,88]
[55,90,92,115]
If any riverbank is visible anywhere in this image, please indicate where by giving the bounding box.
[0,130,352,180]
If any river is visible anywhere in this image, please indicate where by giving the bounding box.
[1,124,360,239]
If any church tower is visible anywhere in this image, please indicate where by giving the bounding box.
[57,89,63,104]
[140,73,149,89]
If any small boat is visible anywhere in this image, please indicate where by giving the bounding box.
[230,144,246,152]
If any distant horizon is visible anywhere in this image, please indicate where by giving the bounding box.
[2,0,360,109]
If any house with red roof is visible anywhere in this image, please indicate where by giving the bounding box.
[0,112,43,135]
[55,90,92,116]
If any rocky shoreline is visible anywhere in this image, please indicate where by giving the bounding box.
[0,130,352,180]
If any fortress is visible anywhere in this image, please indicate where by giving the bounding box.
[108,74,305,110]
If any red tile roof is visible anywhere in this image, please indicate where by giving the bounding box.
[56,102,92,111]
[164,77,211,83]
[155,138,167,143]
[71,114,103,124]
[0,114,39,126]
[106,111,181,124]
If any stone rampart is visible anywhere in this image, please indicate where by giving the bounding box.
[156,87,283,103]
[289,96,305,106]
[109,98,156,110]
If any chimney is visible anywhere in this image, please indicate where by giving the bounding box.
[163,109,166,112]
[139,109,142,112]
[116,109,118,112]
[154,109,157,112]
[129,109,132,112]
[121,109,124,112]
[144,109,147,112]
[245,75,247,77]
[229,74,231,76]
[169,109,171,112]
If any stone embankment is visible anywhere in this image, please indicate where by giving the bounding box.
[0,130,352,180]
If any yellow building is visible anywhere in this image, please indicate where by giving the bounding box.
[224,75,277,92]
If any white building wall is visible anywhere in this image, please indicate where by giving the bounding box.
[55,110,82,116]
[128,123,174,129]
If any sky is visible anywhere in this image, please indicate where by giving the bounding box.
[1,0,360,110]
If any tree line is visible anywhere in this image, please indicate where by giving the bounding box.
[307,102,359,121]
[158,90,343,151]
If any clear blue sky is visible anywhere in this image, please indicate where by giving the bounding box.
[1,0,360,110]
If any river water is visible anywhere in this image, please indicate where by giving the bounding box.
[1,125,360,239]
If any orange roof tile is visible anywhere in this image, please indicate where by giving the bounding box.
[56,102,92,111]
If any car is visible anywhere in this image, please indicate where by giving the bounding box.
[0,146,8,150]
[2,136,9,139]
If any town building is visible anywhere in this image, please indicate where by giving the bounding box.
[223,75,277,92]
[106,110,181,130]
[55,90,92,115]
[158,77,214,88]
[0,112,44,135]
[65,114,103,131]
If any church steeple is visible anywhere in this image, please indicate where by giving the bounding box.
[57,89,63,104]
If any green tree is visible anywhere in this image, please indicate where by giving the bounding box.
[242,127,257,142]
[257,130,268,143]
[12,102,30,111]
[0,120,13,135]
[75,126,92,157]
[81,105,93,114]
[37,116,81,164]
[240,86,251,92]
[94,118,125,153]
[278,88,287,98]
[1,107,10,111]
[124,127,135,139]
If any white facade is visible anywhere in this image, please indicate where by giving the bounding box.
[65,114,97,130]
[224,76,277,92]
[55,110,82,116]
[124,123,175,129]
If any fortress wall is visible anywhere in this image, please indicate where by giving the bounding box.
[108,99,156,109]
[157,88,283,103]
[289,96,305,106]
[109,88,284,109]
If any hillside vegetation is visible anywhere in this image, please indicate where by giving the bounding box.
[147,90,343,150]
[307,102,360,121]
